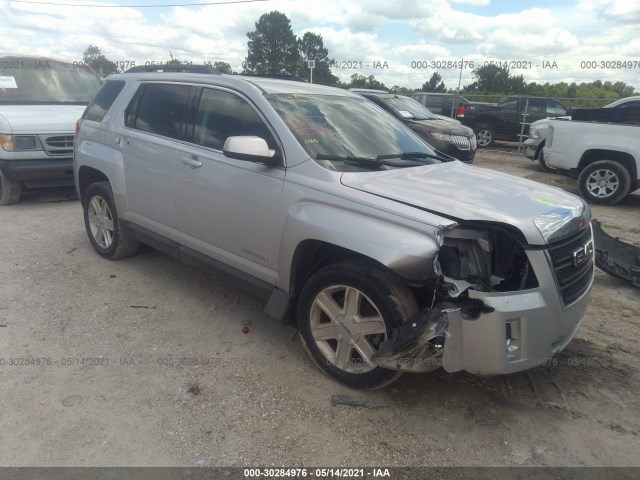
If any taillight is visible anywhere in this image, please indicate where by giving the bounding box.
[74,119,81,140]
[456,104,465,118]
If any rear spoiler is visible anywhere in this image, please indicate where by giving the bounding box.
[592,220,640,288]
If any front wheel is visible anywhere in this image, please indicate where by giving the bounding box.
[476,126,494,148]
[297,260,419,389]
[578,160,631,205]
[83,182,139,259]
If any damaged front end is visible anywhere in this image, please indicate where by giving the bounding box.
[376,223,592,375]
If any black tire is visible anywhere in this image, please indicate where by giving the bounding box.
[83,182,139,259]
[0,173,22,205]
[537,144,557,174]
[297,259,419,389]
[476,125,494,148]
[578,160,632,205]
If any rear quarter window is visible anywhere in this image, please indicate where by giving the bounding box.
[83,80,125,122]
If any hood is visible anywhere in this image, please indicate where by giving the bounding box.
[406,118,473,137]
[531,115,571,128]
[341,162,588,245]
[0,104,86,134]
[435,115,461,124]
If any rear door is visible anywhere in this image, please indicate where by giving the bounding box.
[117,82,194,241]
[174,86,286,285]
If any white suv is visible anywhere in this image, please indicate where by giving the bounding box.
[0,56,102,204]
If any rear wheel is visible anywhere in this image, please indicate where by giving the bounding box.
[476,126,494,148]
[83,182,139,259]
[578,160,631,205]
[0,174,22,205]
[297,260,419,389]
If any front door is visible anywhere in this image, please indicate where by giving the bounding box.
[174,87,286,285]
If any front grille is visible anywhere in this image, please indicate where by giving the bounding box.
[547,227,594,305]
[39,134,74,156]
[450,135,471,150]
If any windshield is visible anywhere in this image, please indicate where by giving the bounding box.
[266,93,436,170]
[0,58,102,104]
[382,96,438,120]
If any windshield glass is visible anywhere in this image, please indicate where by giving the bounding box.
[266,94,436,170]
[382,96,438,120]
[0,58,102,104]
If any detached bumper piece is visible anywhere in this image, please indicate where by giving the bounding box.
[592,219,640,288]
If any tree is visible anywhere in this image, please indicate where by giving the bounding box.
[214,61,233,74]
[605,81,635,97]
[245,11,299,75]
[346,73,388,90]
[421,72,446,92]
[469,64,512,93]
[82,45,118,76]
[391,85,415,95]
[509,74,526,94]
[297,32,338,86]
[166,51,181,66]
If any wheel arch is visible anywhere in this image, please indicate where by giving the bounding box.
[279,229,437,325]
[535,140,546,160]
[78,166,110,204]
[578,149,637,181]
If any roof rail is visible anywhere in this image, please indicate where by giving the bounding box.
[123,64,220,74]
[239,73,307,82]
[348,88,389,94]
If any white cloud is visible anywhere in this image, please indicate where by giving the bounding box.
[578,0,640,23]
[0,0,637,89]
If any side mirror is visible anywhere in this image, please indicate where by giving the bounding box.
[223,136,280,166]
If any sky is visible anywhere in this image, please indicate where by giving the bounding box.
[1,0,639,91]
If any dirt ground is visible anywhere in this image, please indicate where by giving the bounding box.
[0,150,638,468]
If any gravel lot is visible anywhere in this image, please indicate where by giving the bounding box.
[0,150,638,467]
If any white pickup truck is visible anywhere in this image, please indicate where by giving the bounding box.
[544,113,640,205]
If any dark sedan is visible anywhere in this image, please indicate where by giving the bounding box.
[351,89,477,162]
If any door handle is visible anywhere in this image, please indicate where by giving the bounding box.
[181,156,202,168]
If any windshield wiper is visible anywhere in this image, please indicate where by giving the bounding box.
[376,152,453,162]
[315,153,423,168]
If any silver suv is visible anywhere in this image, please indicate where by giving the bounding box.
[74,73,594,389]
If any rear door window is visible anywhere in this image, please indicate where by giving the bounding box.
[127,83,192,140]
[83,80,125,122]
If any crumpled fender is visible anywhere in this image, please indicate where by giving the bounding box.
[592,220,640,288]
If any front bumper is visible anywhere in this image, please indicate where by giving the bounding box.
[523,138,543,160]
[377,246,593,376]
[0,158,75,188]
[442,288,587,375]
[435,141,476,163]
[523,144,537,160]
[444,246,592,375]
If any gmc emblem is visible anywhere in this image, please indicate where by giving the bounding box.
[573,241,594,268]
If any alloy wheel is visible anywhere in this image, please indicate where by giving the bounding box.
[309,285,387,373]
